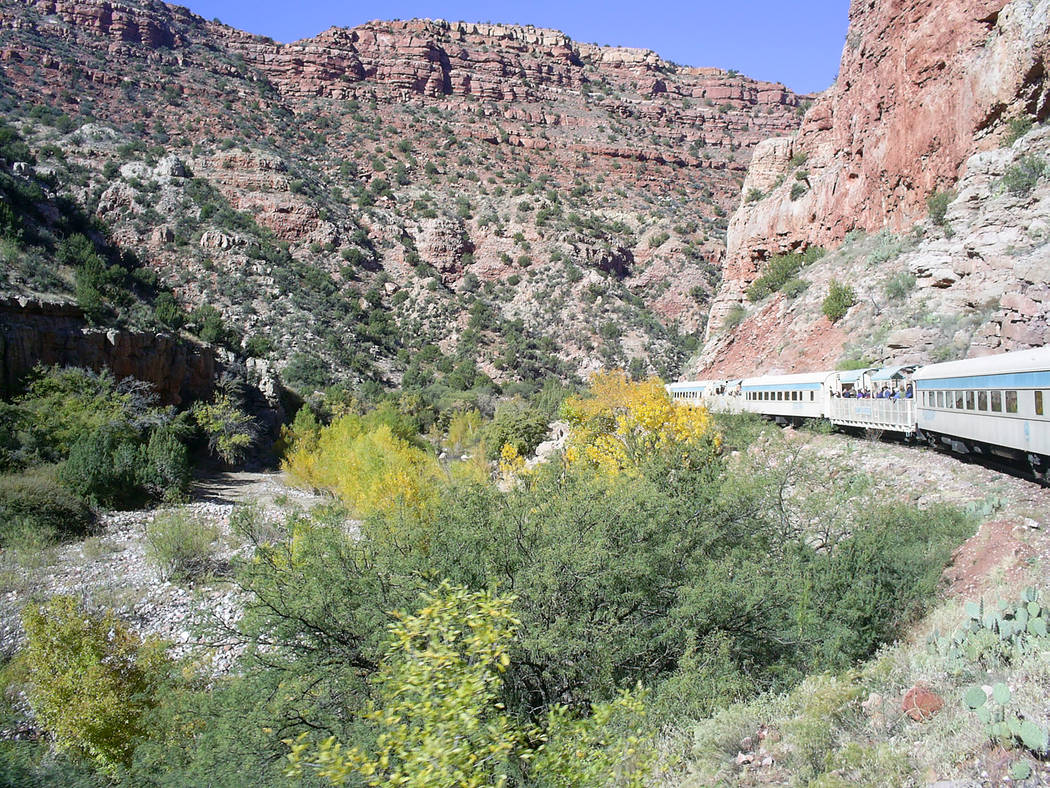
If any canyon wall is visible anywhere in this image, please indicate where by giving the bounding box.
[0,296,216,404]
[705,0,1050,340]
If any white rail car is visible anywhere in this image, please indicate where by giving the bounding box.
[668,345,1050,479]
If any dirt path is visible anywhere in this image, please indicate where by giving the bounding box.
[192,470,329,509]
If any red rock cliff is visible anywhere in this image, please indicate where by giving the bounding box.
[706,0,1050,338]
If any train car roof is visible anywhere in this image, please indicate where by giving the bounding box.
[741,371,833,388]
[912,345,1050,381]
[667,379,715,391]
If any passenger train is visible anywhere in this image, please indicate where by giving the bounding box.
[667,345,1050,481]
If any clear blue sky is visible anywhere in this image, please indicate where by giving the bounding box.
[180,0,851,94]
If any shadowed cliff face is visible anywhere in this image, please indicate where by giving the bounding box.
[0,297,215,405]
[694,0,1050,376]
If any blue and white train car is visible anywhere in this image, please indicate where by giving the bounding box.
[667,379,716,404]
[912,346,1050,471]
[739,372,829,421]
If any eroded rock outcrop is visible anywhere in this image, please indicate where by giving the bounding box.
[705,0,1050,339]
[0,296,215,404]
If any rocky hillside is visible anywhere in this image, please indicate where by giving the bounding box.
[0,0,807,391]
[695,0,1050,375]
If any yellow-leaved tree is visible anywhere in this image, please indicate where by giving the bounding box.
[283,413,441,519]
[561,371,720,475]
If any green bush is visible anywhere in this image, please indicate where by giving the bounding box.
[0,468,94,547]
[822,279,856,322]
[144,511,221,583]
[59,424,145,509]
[1001,155,1046,197]
[140,425,191,502]
[20,596,170,775]
[747,247,825,301]
[883,271,916,300]
[926,190,955,226]
[483,405,549,460]
[193,394,258,465]
[1004,116,1033,145]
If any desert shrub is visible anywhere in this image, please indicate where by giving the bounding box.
[281,352,331,393]
[139,425,191,501]
[747,247,825,301]
[144,510,221,583]
[883,270,916,300]
[926,189,954,226]
[745,187,764,203]
[1001,155,1046,196]
[868,230,904,264]
[790,181,808,200]
[0,468,94,547]
[723,303,746,330]
[152,291,186,329]
[20,596,170,775]
[822,279,856,322]
[836,357,873,371]
[781,277,809,298]
[59,423,146,508]
[483,404,549,460]
[1004,116,1033,145]
[192,394,257,465]
[648,230,670,248]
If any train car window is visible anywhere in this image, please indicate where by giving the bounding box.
[1006,390,1018,414]
[991,391,1002,412]
[965,391,975,410]
[977,391,988,411]
[934,391,941,408]
[809,392,814,401]
[1037,391,1044,416]
[955,391,965,409]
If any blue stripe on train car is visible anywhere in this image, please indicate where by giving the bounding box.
[742,383,823,392]
[915,371,1050,390]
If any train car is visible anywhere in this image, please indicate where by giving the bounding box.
[739,372,829,422]
[912,346,1050,475]
[827,365,918,435]
[667,380,715,404]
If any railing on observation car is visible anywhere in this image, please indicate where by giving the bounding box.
[828,397,915,432]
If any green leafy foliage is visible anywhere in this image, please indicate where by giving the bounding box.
[286,583,653,788]
[19,596,171,775]
[483,403,550,460]
[746,247,825,301]
[0,467,94,547]
[3,367,191,508]
[822,279,856,322]
[192,394,257,465]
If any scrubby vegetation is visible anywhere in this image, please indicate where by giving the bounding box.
[822,279,857,322]
[746,247,825,302]
[0,373,980,786]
